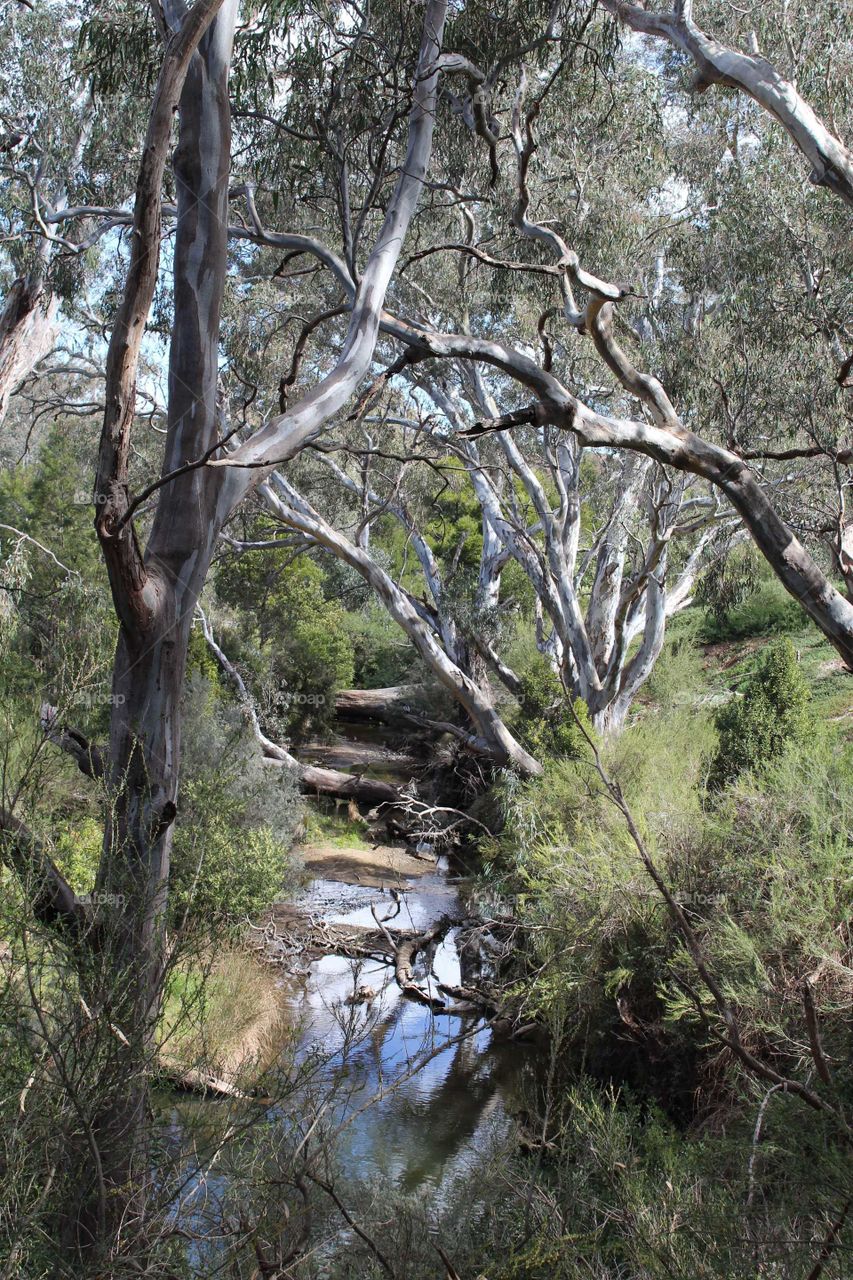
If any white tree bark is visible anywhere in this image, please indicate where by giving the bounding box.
[600,0,853,207]
[0,277,58,425]
[257,473,542,776]
[388,317,853,671]
[211,0,450,496]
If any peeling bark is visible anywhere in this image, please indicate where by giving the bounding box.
[0,275,58,424]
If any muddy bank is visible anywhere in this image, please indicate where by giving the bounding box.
[299,840,438,887]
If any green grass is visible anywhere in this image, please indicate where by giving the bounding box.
[301,806,373,848]
[646,585,853,731]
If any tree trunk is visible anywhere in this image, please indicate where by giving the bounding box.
[334,685,426,723]
[0,273,58,424]
[86,1,236,1249]
[69,0,451,1249]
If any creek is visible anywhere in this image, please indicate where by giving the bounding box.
[276,717,536,1194]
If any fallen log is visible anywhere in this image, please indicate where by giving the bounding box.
[285,759,402,806]
[158,1064,251,1100]
[334,685,425,723]
[437,980,502,1017]
[371,906,458,1010]
[298,738,419,772]
[197,614,408,807]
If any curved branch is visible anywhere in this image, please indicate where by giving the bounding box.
[213,1,450,492]
[387,321,853,669]
[601,0,853,207]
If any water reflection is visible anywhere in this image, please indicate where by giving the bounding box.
[280,873,531,1193]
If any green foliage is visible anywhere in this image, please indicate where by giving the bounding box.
[643,613,707,709]
[695,544,760,625]
[171,678,301,930]
[77,3,159,96]
[186,622,224,689]
[52,817,102,896]
[709,637,813,788]
[424,481,484,571]
[341,603,416,689]
[170,787,289,928]
[215,552,355,739]
[698,572,806,642]
[467,1076,847,1279]
[484,685,853,1119]
[514,653,592,761]
[302,807,371,849]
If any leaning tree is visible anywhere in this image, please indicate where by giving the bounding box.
[3,0,454,1253]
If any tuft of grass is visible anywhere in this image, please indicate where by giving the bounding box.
[301,806,372,849]
[160,947,292,1082]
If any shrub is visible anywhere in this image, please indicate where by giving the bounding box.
[515,653,591,761]
[342,603,416,688]
[708,637,813,789]
[170,787,290,929]
[52,817,103,896]
[215,552,355,739]
[171,678,301,930]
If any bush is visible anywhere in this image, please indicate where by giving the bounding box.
[171,677,301,930]
[485,693,852,1112]
[708,637,813,789]
[215,552,355,739]
[52,817,103,896]
[342,603,417,688]
[514,653,591,761]
[698,575,805,642]
[170,787,290,928]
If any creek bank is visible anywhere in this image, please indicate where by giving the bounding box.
[158,945,291,1097]
[163,712,542,1193]
[299,840,438,887]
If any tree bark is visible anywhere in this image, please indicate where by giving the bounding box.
[334,686,426,723]
[391,321,853,672]
[36,1,452,1245]
[85,0,235,1249]
[600,0,853,208]
[0,274,58,424]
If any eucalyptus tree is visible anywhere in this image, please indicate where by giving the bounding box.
[1,0,852,1259]
[221,0,845,735]
[247,373,730,746]
[352,0,853,668]
[2,0,454,1254]
[0,2,149,432]
[415,369,732,732]
[600,0,853,207]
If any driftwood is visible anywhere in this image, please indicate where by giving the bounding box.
[298,738,419,773]
[158,1064,252,1100]
[370,905,459,1011]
